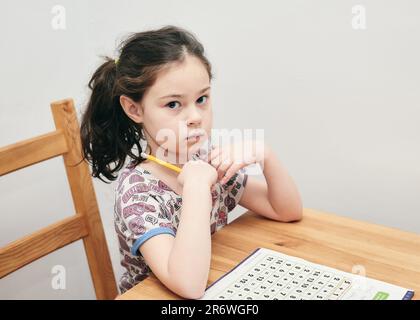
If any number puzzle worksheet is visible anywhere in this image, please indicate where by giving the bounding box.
[200,248,414,300]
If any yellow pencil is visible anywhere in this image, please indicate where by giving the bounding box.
[141,152,182,173]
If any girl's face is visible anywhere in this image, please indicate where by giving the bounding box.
[133,54,213,163]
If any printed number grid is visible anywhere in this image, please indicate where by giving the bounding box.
[215,253,353,300]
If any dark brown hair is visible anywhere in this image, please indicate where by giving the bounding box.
[79,25,213,183]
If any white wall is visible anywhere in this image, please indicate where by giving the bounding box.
[1,0,419,299]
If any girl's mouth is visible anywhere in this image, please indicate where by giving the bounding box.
[185,131,205,142]
[186,135,202,143]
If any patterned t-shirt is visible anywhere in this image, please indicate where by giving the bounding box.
[114,151,248,293]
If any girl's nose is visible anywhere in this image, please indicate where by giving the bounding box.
[186,105,203,125]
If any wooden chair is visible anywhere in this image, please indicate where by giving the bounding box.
[0,98,118,299]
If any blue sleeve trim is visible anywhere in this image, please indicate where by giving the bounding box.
[130,227,176,256]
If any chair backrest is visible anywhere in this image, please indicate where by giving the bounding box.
[0,98,118,299]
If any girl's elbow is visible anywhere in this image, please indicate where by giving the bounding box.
[182,289,205,300]
[290,211,303,222]
[292,206,303,221]
[277,206,303,222]
[178,284,206,300]
[172,276,208,299]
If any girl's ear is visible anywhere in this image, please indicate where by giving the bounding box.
[119,95,144,123]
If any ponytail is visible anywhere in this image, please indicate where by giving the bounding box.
[80,56,145,183]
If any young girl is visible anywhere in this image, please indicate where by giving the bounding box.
[80,25,303,299]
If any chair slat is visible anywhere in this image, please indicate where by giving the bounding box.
[0,214,88,278]
[0,130,68,176]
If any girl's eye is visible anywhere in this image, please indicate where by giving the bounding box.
[165,101,181,109]
[197,95,208,105]
[165,95,208,109]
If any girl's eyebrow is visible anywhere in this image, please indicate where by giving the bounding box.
[159,86,211,100]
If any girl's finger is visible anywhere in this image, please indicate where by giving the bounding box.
[214,145,231,160]
[209,148,225,168]
[220,163,245,185]
[217,157,233,181]
[209,146,223,164]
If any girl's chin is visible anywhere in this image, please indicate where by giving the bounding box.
[178,145,202,160]
[161,139,209,162]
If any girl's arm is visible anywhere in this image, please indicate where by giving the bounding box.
[239,146,303,222]
[139,161,216,299]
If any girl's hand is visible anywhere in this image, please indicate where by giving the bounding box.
[209,140,268,185]
[177,159,218,188]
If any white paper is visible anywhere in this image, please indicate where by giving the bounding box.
[200,248,414,300]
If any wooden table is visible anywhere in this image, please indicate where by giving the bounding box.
[116,208,420,300]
